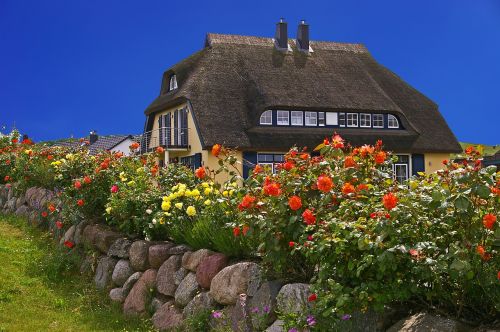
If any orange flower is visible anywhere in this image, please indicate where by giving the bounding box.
[156,146,165,154]
[212,144,221,157]
[77,199,84,207]
[288,196,302,211]
[476,245,485,256]
[11,138,18,143]
[129,142,140,150]
[331,134,344,149]
[48,204,56,213]
[300,153,309,160]
[195,167,206,179]
[264,182,281,196]
[242,225,250,236]
[342,183,355,195]
[74,180,82,189]
[4,175,10,182]
[360,144,374,157]
[283,161,295,171]
[383,193,398,210]
[83,176,92,184]
[317,175,333,193]
[356,184,369,192]
[374,151,386,164]
[238,194,256,210]
[302,209,316,225]
[253,164,263,175]
[344,156,357,168]
[47,155,53,160]
[483,214,496,230]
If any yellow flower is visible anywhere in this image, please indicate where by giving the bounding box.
[185,189,192,197]
[204,199,212,206]
[186,206,196,216]
[179,184,187,191]
[204,187,213,195]
[163,212,171,217]
[201,182,209,188]
[65,153,74,160]
[161,201,171,211]
[105,207,112,214]
[127,180,136,187]
[136,167,144,174]
[191,189,200,197]
[229,189,235,196]
[175,202,183,209]
[222,190,229,197]
[162,196,170,202]
[159,218,166,224]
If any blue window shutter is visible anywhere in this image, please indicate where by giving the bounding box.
[174,110,178,146]
[412,154,425,175]
[165,114,171,146]
[181,108,188,146]
[158,115,163,146]
[242,151,257,179]
[194,153,202,168]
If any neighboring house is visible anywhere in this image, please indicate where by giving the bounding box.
[483,151,500,170]
[52,132,138,156]
[142,19,461,181]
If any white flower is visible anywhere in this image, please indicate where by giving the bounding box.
[146,209,152,215]
[152,218,157,225]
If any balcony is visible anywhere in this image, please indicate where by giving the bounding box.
[139,127,190,153]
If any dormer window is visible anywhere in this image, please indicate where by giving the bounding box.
[260,110,272,125]
[169,74,178,91]
[388,114,399,128]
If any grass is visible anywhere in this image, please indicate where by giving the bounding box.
[0,214,154,332]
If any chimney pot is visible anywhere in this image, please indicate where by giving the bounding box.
[275,18,288,50]
[297,20,310,51]
[89,130,98,144]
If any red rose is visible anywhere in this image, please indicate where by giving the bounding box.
[83,176,92,184]
[195,166,206,179]
[55,221,63,229]
[374,151,386,164]
[283,161,295,171]
[129,142,140,150]
[483,213,496,230]
[288,241,295,248]
[77,199,84,207]
[239,194,256,210]
[383,193,398,210]
[64,241,75,249]
[288,196,302,211]
[253,164,263,175]
[212,144,221,157]
[74,180,82,189]
[317,175,333,193]
[342,183,355,195]
[41,211,48,218]
[264,182,281,196]
[111,185,119,193]
[370,212,377,219]
[156,146,165,154]
[331,134,344,148]
[308,293,317,302]
[48,204,56,213]
[302,209,316,225]
[233,227,240,237]
[344,156,357,168]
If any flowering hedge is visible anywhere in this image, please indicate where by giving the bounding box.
[0,131,498,327]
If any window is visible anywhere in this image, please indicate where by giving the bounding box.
[393,155,410,183]
[339,113,346,127]
[291,111,303,126]
[260,110,272,125]
[373,114,384,128]
[257,153,284,174]
[305,112,317,126]
[388,114,399,128]
[326,112,338,126]
[169,75,178,91]
[360,114,371,127]
[347,113,358,127]
[277,110,289,125]
[318,112,325,126]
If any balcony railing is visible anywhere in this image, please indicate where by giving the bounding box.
[139,127,190,154]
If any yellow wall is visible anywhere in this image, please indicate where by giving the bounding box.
[424,153,451,174]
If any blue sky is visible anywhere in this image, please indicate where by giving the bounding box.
[1,0,499,145]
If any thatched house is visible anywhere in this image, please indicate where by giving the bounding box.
[142,19,461,181]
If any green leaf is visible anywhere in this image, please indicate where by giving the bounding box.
[450,259,466,271]
[454,196,470,212]
[474,185,490,199]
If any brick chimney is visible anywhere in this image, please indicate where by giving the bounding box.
[275,18,288,50]
[297,20,310,52]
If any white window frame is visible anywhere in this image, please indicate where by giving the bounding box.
[318,112,325,126]
[339,113,346,127]
[347,113,358,127]
[360,113,371,128]
[373,114,384,128]
[392,154,412,183]
[260,110,273,125]
[257,153,285,174]
[291,111,303,126]
[325,112,338,126]
[388,114,399,128]
[276,110,289,126]
[305,112,317,126]
[169,75,178,91]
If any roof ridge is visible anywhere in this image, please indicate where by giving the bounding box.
[206,33,368,52]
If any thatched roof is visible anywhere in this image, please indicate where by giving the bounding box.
[144,33,461,153]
